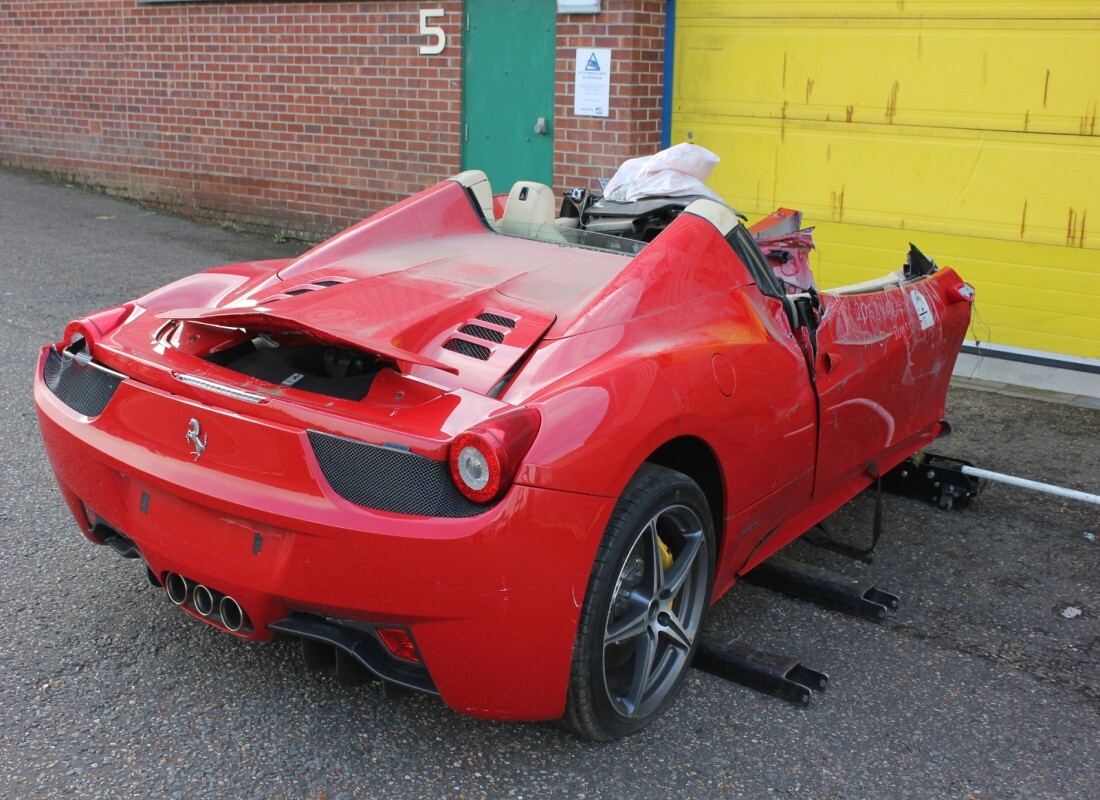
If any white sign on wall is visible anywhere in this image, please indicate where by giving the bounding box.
[573,48,611,117]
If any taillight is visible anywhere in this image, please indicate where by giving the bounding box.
[448,407,540,504]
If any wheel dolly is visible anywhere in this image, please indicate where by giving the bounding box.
[691,447,1098,705]
[692,557,899,706]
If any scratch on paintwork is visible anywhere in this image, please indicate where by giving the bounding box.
[829,292,902,347]
[832,286,942,385]
[1020,200,1027,237]
[571,583,581,609]
[783,422,815,438]
[831,397,896,445]
[1023,110,1029,132]
[1067,207,1077,246]
[1043,69,1050,108]
[780,100,788,142]
[805,78,814,103]
[845,105,854,123]
[885,81,900,123]
[1079,210,1087,247]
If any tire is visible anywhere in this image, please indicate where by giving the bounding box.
[561,463,715,741]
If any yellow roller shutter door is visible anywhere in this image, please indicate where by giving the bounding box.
[672,1,1099,360]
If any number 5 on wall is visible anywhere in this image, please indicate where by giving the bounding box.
[419,9,446,55]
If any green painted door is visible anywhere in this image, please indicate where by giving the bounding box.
[462,0,556,192]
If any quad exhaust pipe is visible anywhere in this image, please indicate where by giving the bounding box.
[192,583,215,616]
[165,572,190,605]
[219,595,246,632]
[163,572,249,633]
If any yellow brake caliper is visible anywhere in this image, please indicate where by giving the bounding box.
[658,537,674,572]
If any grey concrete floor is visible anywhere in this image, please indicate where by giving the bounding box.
[1,167,1097,799]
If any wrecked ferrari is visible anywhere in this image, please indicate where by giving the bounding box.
[33,170,973,740]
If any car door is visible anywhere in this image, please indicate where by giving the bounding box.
[810,267,973,500]
[707,224,972,576]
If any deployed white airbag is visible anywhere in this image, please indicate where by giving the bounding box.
[603,143,721,203]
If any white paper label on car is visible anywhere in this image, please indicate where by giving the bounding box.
[910,290,934,330]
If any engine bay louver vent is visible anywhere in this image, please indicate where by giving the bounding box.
[260,277,349,304]
[459,324,505,344]
[443,338,491,360]
[475,313,516,329]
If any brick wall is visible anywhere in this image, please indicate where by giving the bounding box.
[553,1,667,192]
[0,1,666,239]
[0,1,465,238]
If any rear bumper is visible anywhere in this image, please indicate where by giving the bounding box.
[33,346,614,720]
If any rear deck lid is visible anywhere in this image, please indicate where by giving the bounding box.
[161,272,556,396]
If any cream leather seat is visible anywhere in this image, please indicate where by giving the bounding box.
[501,181,557,229]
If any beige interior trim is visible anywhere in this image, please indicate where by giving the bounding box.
[448,170,495,220]
[684,198,739,237]
[825,270,907,296]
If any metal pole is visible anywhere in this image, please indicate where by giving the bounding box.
[960,465,1100,506]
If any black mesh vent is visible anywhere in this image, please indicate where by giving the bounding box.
[314,280,343,287]
[284,288,312,296]
[43,347,124,417]
[443,338,491,360]
[307,430,491,518]
[476,313,516,328]
[459,324,505,344]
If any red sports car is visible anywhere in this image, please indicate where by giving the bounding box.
[34,171,973,740]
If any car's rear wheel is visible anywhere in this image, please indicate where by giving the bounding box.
[562,463,715,741]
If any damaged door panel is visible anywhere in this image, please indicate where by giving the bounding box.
[812,248,973,500]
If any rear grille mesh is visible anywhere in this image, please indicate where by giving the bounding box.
[43,347,125,417]
[476,313,516,328]
[458,324,505,344]
[443,338,491,360]
[308,431,490,518]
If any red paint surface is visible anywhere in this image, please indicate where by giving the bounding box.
[34,176,972,721]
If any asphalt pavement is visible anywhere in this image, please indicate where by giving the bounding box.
[1,167,1097,799]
